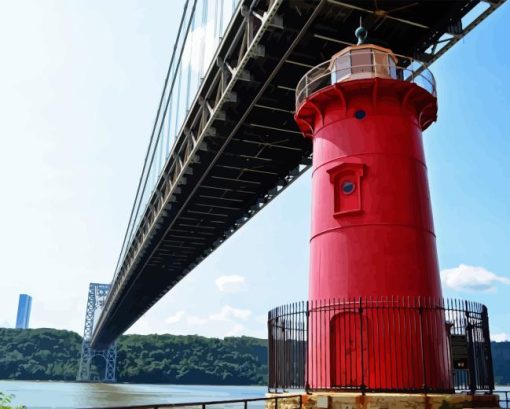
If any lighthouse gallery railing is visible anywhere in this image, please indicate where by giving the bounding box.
[268,297,494,394]
[295,50,436,109]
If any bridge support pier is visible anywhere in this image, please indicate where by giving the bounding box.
[76,283,117,382]
[77,341,117,382]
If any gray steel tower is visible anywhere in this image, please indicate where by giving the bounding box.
[15,294,32,329]
[77,283,117,382]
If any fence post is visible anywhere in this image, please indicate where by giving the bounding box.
[305,301,310,393]
[481,305,495,393]
[359,297,366,394]
[268,312,271,393]
[418,297,428,392]
[465,301,477,394]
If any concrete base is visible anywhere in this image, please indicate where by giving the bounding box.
[266,392,500,409]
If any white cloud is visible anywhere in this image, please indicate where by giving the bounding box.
[491,332,509,342]
[225,324,245,337]
[210,305,252,321]
[165,305,252,333]
[182,21,216,75]
[165,310,208,326]
[133,305,261,339]
[255,314,267,325]
[215,274,246,293]
[187,315,207,326]
[0,320,11,328]
[165,310,185,324]
[441,264,510,292]
[181,1,237,75]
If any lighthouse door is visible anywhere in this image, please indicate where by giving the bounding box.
[330,311,367,388]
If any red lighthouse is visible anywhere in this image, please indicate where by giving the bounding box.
[294,28,450,390]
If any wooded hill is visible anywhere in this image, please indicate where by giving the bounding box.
[0,328,267,384]
[0,328,508,385]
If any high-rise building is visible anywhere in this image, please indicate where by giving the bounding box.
[15,294,32,329]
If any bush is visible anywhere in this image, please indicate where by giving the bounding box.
[0,391,26,409]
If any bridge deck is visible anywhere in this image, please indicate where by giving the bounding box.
[91,0,505,348]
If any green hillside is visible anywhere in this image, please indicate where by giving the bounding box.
[0,328,267,384]
[0,328,508,385]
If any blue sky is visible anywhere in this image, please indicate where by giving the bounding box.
[0,1,508,341]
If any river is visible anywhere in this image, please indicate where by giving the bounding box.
[0,381,267,409]
[0,381,508,409]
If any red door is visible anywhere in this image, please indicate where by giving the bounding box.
[330,311,367,388]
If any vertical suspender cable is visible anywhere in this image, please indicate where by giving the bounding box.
[219,0,224,36]
[185,10,195,111]
[112,0,196,279]
[166,95,173,158]
[126,0,198,266]
[199,0,208,81]
[214,0,218,39]
[113,0,190,275]
[174,62,183,137]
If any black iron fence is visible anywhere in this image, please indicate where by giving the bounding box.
[500,391,510,409]
[268,297,494,394]
[83,395,302,409]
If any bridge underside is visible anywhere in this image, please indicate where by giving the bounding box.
[91,0,504,349]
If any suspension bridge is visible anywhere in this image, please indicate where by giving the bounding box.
[78,0,504,363]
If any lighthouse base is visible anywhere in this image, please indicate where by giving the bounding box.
[266,393,500,409]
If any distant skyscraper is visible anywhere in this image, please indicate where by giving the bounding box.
[15,294,32,329]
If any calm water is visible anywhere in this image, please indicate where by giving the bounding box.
[0,381,267,409]
[1,381,508,409]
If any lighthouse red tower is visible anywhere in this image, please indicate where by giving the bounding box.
[296,40,441,302]
[294,31,451,391]
[268,24,496,409]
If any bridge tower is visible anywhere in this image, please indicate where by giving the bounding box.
[77,283,117,382]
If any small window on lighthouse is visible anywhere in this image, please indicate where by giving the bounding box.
[354,110,366,120]
[342,181,355,195]
[327,162,365,217]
